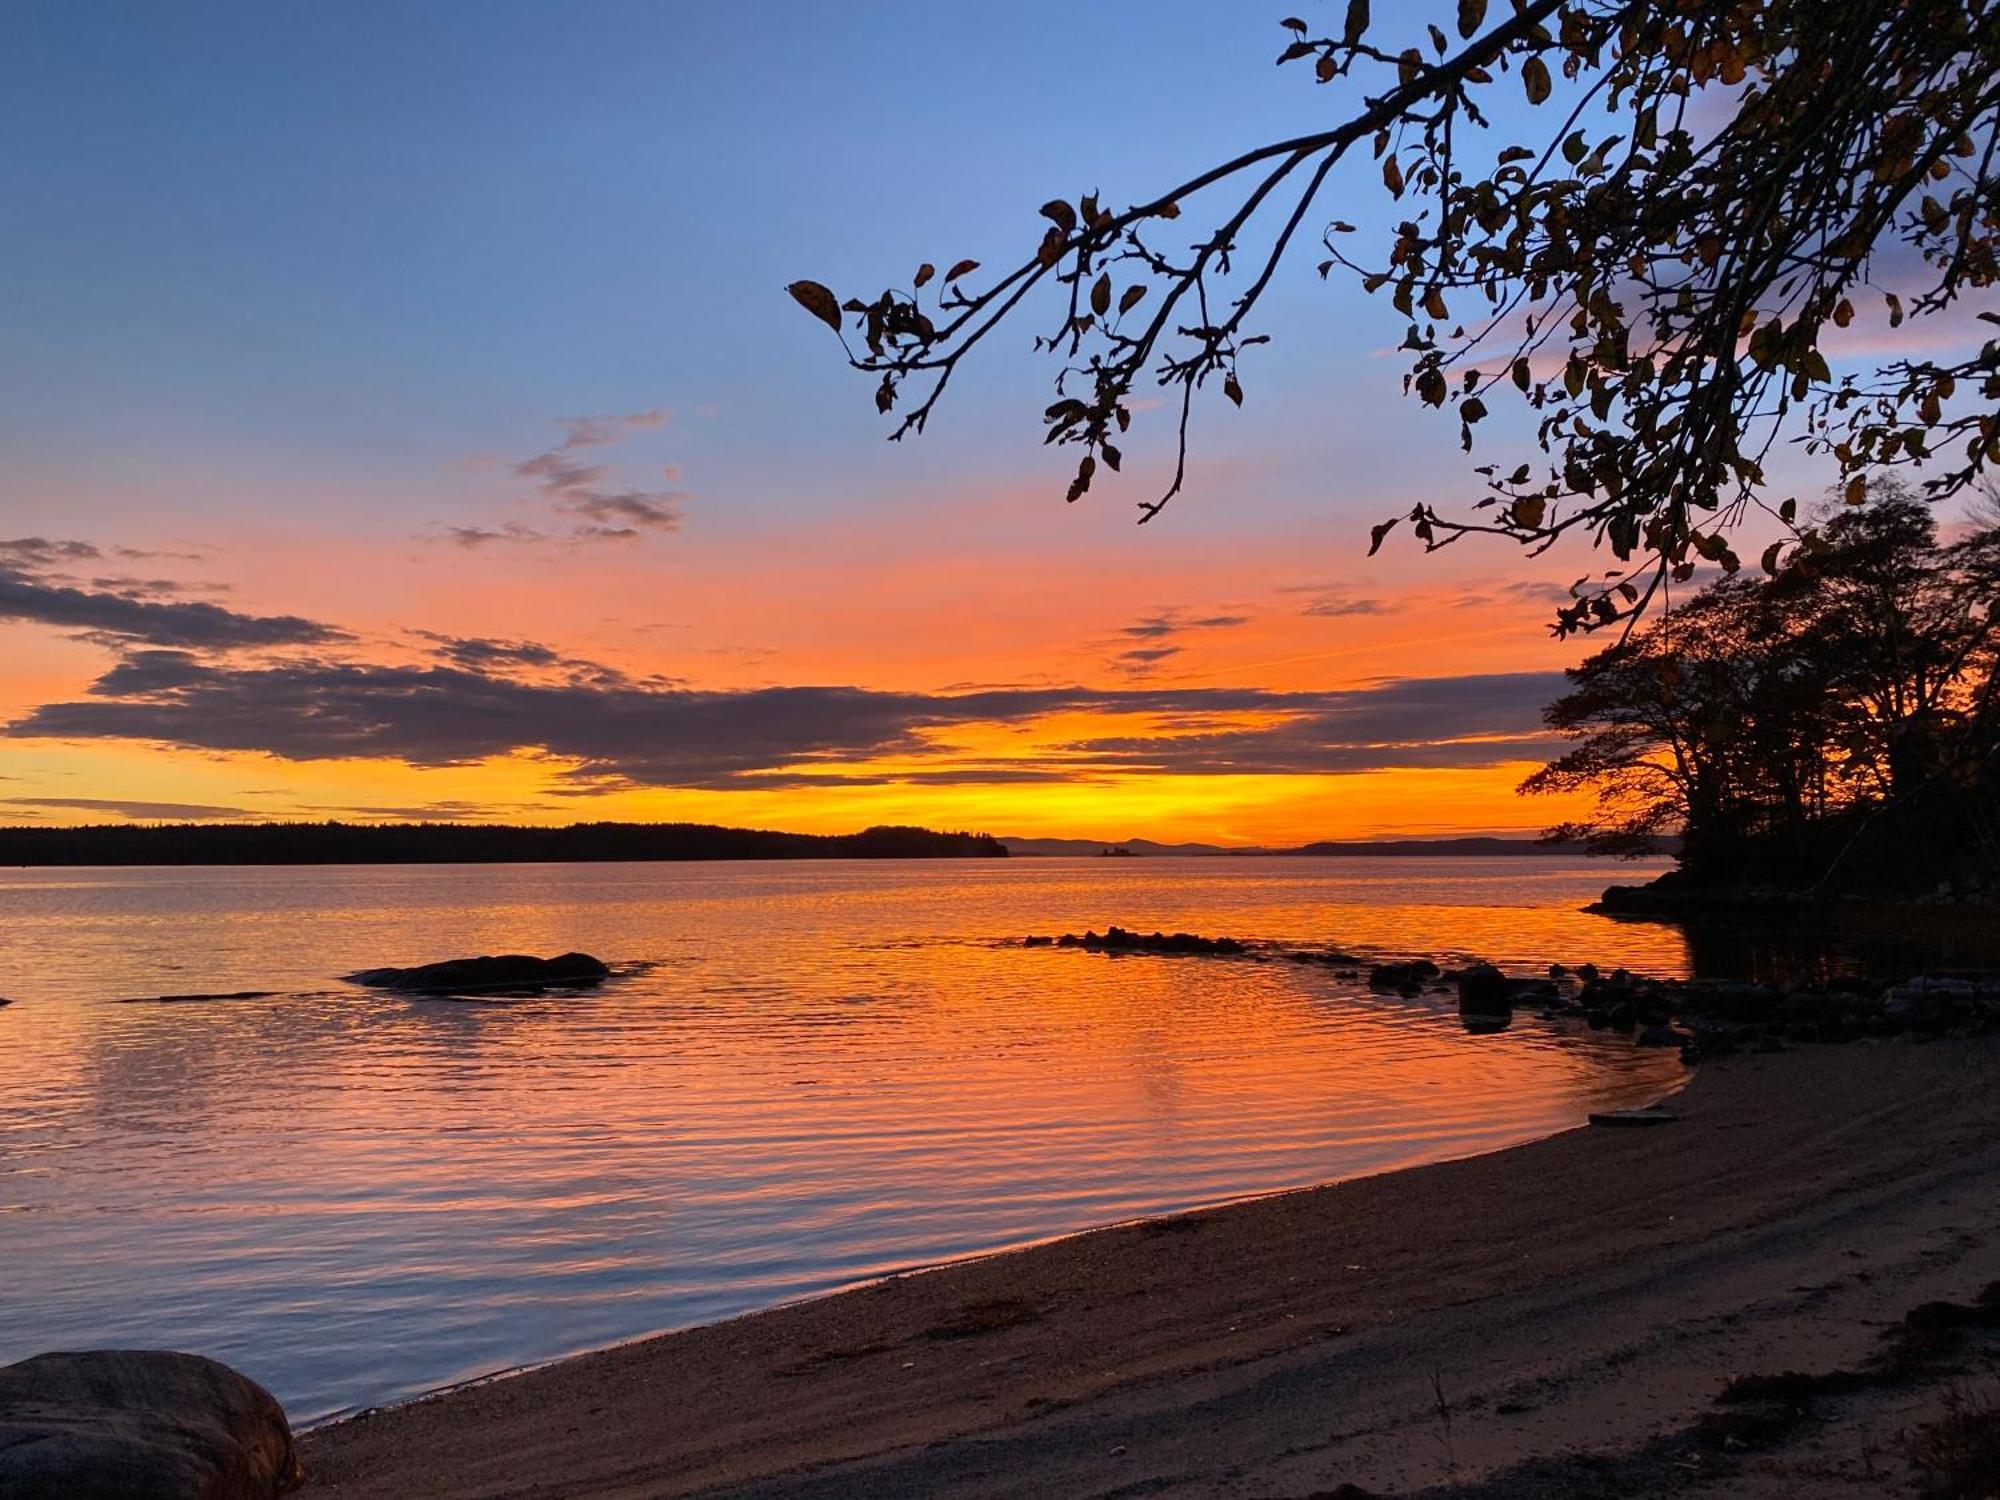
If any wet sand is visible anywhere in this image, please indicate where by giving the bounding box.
[301,1037,2000,1497]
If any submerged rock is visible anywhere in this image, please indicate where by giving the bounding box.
[1367,959,1441,995]
[343,952,611,996]
[0,1350,301,1499]
[1047,927,1246,956]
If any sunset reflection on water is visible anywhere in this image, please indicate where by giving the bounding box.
[0,856,1686,1421]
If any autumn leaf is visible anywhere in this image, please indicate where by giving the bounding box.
[1343,0,1368,48]
[786,280,842,333]
[1368,516,1398,556]
[945,259,980,282]
[1457,0,1486,37]
[1522,56,1551,105]
[1223,373,1244,406]
[913,263,935,289]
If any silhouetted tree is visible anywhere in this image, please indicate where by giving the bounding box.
[1526,481,2000,888]
[792,2,2000,634]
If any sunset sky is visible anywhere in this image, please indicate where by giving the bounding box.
[0,1,1935,843]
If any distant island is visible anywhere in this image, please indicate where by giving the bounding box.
[0,821,1008,866]
[998,835,1656,857]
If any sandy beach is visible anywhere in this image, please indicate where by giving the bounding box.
[298,1036,2000,1498]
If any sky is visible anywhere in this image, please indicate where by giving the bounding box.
[0,1,1907,843]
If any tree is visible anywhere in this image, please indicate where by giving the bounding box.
[1525,481,2000,888]
[790,1,2000,635]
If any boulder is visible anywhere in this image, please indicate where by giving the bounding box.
[1457,963,1515,1017]
[343,951,610,995]
[0,1350,301,1499]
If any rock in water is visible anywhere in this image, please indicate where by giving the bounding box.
[342,951,611,995]
[1367,959,1440,995]
[1457,963,1515,1017]
[0,1350,301,1498]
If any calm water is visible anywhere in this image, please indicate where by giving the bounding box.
[0,856,1688,1423]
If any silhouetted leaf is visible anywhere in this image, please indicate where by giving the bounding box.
[1343,0,1369,47]
[1457,0,1486,38]
[946,259,980,282]
[1523,56,1552,105]
[1368,517,1398,555]
[1040,200,1077,234]
[1091,274,1111,316]
[787,280,842,333]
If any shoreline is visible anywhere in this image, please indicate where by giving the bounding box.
[300,1063,1698,1435]
[301,1037,2000,1497]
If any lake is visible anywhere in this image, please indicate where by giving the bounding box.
[0,855,1688,1423]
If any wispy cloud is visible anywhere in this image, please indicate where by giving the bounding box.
[1109,608,1252,675]
[1281,584,1392,618]
[1,795,253,821]
[445,408,688,545]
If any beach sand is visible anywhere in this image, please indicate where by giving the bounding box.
[301,1037,2000,1497]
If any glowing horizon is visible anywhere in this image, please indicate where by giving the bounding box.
[0,3,1911,843]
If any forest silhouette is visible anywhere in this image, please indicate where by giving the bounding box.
[1526,482,2000,899]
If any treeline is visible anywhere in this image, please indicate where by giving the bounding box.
[1527,484,2000,897]
[0,821,1010,866]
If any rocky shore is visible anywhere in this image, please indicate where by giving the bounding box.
[1023,925,2000,1063]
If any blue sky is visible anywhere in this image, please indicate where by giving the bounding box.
[0,3,1879,839]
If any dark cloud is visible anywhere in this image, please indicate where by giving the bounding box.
[443,523,549,548]
[84,575,232,599]
[556,491,681,530]
[497,409,685,541]
[1,796,252,821]
[1110,609,1251,675]
[295,800,550,821]
[1,537,103,565]
[113,545,210,563]
[1120,609,1250,640]
[415,633,563,670]
[1053,671,1564,777]
[1282,586,1392,618]
[0,566,346,650]
[8,645,1568,789]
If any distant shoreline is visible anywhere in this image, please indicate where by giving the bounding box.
[0,821,1007,867]
[0,821,1661,867]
